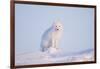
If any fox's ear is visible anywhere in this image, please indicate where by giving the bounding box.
[55,19,61,23]
[52,19,62,26]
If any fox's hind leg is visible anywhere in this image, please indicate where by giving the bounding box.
[41,40,49,52]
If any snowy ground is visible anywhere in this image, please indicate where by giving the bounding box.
[15,48,94,66]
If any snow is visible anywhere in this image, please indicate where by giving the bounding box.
[15,48,94,66]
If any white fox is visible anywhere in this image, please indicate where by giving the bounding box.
[41,20,63,53]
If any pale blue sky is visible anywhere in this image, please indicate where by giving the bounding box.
[15,4,94,54]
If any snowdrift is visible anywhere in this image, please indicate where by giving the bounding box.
[15,48,94,65]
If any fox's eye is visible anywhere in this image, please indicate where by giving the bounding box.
[56,26,57,27]
[59,26,60,27]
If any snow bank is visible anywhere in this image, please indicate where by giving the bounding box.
[15,48,94,66]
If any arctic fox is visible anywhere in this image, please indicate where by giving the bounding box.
[41,20,63,53]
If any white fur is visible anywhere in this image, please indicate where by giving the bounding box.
[41,20,63,54]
